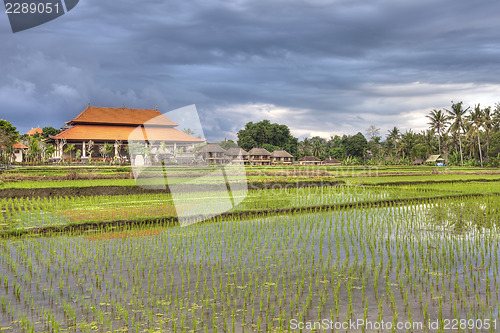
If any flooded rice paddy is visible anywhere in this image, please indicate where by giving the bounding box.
[0,199,499,332]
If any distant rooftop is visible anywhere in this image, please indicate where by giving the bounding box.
[26,127,42,136]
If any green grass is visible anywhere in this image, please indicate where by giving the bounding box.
[0,178,137,189]
[345,173,500,184]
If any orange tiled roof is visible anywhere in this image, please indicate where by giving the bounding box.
[26,127,42,135]
[1,142,28,149]
[68,106,179,127]
[51,125,205,143]
[13,142,28,149]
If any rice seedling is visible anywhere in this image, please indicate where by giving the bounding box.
[0,180,499,331]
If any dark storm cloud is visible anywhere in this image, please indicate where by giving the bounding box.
[1,0,500,139]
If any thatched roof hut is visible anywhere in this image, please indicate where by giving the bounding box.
[247,147,271,156]
[425,155,445,163]
[198,143,226,153]
[226,147,247,157]
[270,150,293,158]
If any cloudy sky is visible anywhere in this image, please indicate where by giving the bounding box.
[1,0,500,141]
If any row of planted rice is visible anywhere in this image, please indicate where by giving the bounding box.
[1,195,499,332]
[0,184,444,231]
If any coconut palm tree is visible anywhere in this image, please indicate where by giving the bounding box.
[399,130,416,159]
[311,140,323,158]
[482,106,493,156]
[466,104,484,167]
[446,102,470,167]
[302,138,311,152]
[421,130,435,156]
[386,126,400,154]
[426,109,449,154]
[493,103,500,132]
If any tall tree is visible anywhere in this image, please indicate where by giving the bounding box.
[493,103,500,132]
[386,126,400,156]
[426,109,448,155]
[342,132,368,158]
[466,104,484,166]
[483,106,494,155]
[311,140,323,157]
[400,130,416,159]
[446,102,470,167]
[365,125,381,142]
[0,120,20,164]
[237,120,299,156]
[41,127,61,139]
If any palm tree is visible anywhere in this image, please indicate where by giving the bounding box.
[493,103,500,132]
[421,130,434,156]
[311,140,323,158]
[483,106,494,155]
[446,102,470,167]
[466,104,484,167]
[400,130,416,159]
[64,143,76,161]
[426,109,448,154]
[303,138,311,151]
[299,138,312,155]
[386,126,400,153]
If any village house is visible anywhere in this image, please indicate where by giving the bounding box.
[298,156,322,165]
[198,143,227,165]
[46,104,204,161]
[0,142,28,163]
[322,157,341,166]
[270,149,293,164]
[225,147,248,164]
[12,142,28,162]
[247,147,271,165]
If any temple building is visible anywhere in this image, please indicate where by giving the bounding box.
[48,104,205,160]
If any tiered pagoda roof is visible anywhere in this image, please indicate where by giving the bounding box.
[50,105,204,143]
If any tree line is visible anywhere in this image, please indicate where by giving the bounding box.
[233,101,500,166]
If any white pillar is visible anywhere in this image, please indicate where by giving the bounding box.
[114,143,118,157]
[82,141,86,157]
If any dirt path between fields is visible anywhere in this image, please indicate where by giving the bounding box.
[0,181,344,199]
